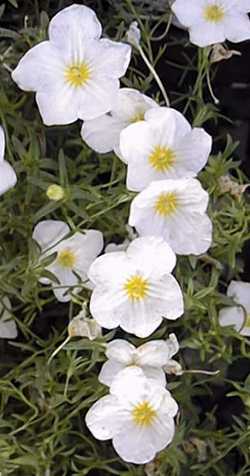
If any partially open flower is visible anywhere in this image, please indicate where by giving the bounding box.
[88,236,184,338]
[129,178,213,255]
[99,333,180,387]
[33,220,103,302]
[0,297,18,339]
[119,107,212,191]
[172,0,250,48]
[126,21,141,47]
[85,366,178,464]
[219,281,250,336]
[81,88,158,158]
[12,4,131,125]
[0,126,17,196]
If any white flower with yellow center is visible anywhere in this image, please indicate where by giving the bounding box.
[12,4,131,126]
[219,281,250,336]
[0,126,17,196]
[172,0,250,47]
[119,107,212,191]
[88,236,184,338]
[99,334,181,387]
[0,297,18,339]
[86,366,178,464]
[81,88,158,158]
[129,178,212,255]
[32,220,103,302]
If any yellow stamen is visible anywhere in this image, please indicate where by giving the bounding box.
[154,192,178,217]
[132,401,157,427]
[57,249,76,268]
[65,62,91,88]
[149,146,175,172]
[204,4,225,23]
[124,274,149,301]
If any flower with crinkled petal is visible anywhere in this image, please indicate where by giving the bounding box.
[119,107,212,191]
[81,88,158,158]
[129,178,212,255]
[219,281,250,336]
[88,236,184,338]
[33,220,103,302]
[99,333,180,387]
[0,126,17,196]
[172,0,250,48]
[12,4,131,125]
[85,366,178,464]
[0,297,18,339]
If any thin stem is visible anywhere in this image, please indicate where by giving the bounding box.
[48,336,71,365]
[137,44,170,106]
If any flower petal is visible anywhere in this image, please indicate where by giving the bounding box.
[12,41,65,93]
[189,21,225,47]
[219,306,244,332]
[36,86,79,126]
[0,297,18,339]
[127,236,176,277]
[98,360,126,387]
[105,339,135,363]
[91,39,131,78]
[85,394,124,440]
[171,0,204,27]
[174,127,212,176]
[0,161,17,196]
[49,4,102,53]
[81,114,124,153]
[32,220,70,252]
[227,281,250,311]
[0,126,5,162]
[223,13,250,43]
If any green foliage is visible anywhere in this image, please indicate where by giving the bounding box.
[0,1,250,475]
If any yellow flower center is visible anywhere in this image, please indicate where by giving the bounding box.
[129,111,145,123]
[132,401,157,427]
[149,146,176,173]
[124,274,149,301]
[65,62,91,88]
[154,192,178,217]
[57,248,76,268]
[204,4,225,23]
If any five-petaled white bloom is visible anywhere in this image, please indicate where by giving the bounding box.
[0,126,17,196]
[0,297,18,339]
[33,220,103,302]
[86,366,178,464]
[172,0,250,48]
[99,333,181,387]
[119,107,212,191]
[129,178,212,255]
[88,236,184,338]
[12,4,131,126]
[81,88,158,158]
[219,281,250,336]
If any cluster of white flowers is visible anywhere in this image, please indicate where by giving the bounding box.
[1,0,249,466]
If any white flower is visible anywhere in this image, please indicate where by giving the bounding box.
[0,126,17,196]
[219,281,250,336]
[33,220,103,302]
[119,107,212,191]
[85,366,178,464]
[129,178,212,255]
[0,297,18,339]
[99,333,180,387]
[12,4,131,126]
[81,88,158,158]
[172,0,250,48]
[105,239,130,253]
[88,236,184,338]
